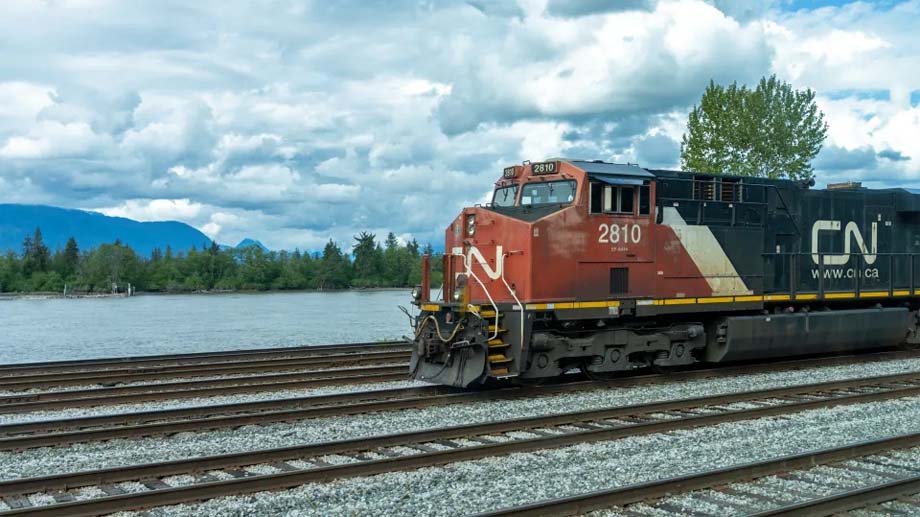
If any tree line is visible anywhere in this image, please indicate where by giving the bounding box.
[0,228,445,294]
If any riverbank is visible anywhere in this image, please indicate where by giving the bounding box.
[0,286,419,301]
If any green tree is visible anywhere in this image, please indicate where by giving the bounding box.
[54,237,80,280]
[680,75,828,180]
[317,240,351,289]
[22,227,51,276]
[78,242,143,292]
[352,232,383,287]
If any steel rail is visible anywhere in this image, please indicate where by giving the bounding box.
[477,433,920,517]
[751,476,920,516]
[2,373,919,516]
[0,341,410,376]
[0,351,916,450]
[0,365,410,414]
[0,350,411,390]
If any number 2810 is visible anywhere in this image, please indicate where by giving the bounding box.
[598,223,641,244]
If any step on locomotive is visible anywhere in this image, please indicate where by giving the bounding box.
[409,158,920,387]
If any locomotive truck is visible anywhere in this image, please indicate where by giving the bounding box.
[409,158,920,387]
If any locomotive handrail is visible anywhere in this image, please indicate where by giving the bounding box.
[457,251,502,343]
[761,251,920,301]
[499,251,526,356]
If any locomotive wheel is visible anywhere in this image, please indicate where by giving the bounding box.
[580,361,620,382]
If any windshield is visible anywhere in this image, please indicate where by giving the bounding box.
[520,180,577,206]
[492,185,518,207]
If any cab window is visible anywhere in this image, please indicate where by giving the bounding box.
[521,180,576,206]
[589,181,651,215]
[492,185,518,207]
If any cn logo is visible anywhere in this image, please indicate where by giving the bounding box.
[454,245,504,280]
[810,220,877,266]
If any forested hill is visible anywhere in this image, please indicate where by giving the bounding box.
[0,204,212,256]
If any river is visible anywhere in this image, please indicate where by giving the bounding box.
[0,290,416,364]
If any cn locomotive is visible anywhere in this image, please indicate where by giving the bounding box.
[409,158,920,387]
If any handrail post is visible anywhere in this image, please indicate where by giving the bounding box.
[912,254,916,296]
[889,254,893,297]
[420,254,431,302]
[818,253,824,299]
[855,253,861,298]
[443,254,451,303]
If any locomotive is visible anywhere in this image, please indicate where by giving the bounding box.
[409,158,920,387]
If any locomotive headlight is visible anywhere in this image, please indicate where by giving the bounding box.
[466,214,476,236]
[453,274,467,302]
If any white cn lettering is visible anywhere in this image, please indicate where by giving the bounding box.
[466,246,504,280]
[811,220,878,266]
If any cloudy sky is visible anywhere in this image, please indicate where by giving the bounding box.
[1,0,919,250]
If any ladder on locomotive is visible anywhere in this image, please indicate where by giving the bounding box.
[481,305,513,377]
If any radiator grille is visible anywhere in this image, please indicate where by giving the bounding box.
[609,267,629,295]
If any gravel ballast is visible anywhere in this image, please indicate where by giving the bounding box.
[138,395,920,517]
[2,356,920,480]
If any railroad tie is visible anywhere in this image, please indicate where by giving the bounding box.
[826,462,903,480]
[99,484,127,496]
[50,491,76,503]
[225,468,252,478]
[715,486,785,505]
[2,495,31,509]
[861,457,920,474]
[270,461,300,472]
[141,478,171,491]
[652,501,711,516]
[407,443,439,453]
[688,492,756,513]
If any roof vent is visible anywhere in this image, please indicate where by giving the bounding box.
[828,181,862,190]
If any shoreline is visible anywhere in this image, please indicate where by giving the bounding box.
[0,287,419,301]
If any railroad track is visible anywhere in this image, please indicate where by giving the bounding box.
[0,364,410,413]
[480,433,920,516]
[0,340,410,377]
[1,371,918,515]
[0,350,916,451]
[0,349,411,391]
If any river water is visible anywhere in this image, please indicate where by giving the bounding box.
[0,290,416,364]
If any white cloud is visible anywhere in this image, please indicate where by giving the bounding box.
[0,82,55,132]
[98,198,204,222]
[0,0,919,249]
[0,121,109,159]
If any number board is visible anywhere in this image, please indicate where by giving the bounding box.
[503,167,516,179]
[531,161,558,175]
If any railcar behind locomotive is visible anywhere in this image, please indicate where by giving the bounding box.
[409,158,920,387]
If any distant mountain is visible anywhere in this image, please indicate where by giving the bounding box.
[0,204,213,257]
[236,238,269,251]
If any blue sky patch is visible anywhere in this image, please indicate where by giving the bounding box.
[825,89,890,101]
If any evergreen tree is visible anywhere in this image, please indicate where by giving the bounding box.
[352,232,383,287]
[22,227,50,275]
[54,236,80,279]
[317,240,351,289]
